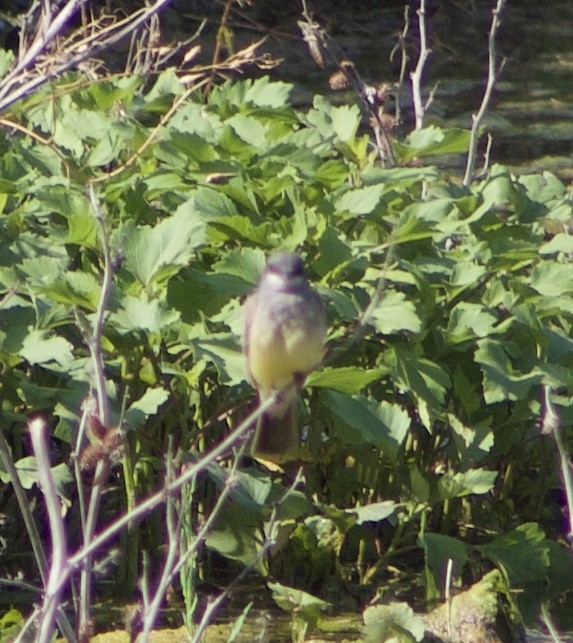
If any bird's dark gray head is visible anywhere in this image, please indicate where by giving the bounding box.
[266,252,305,279]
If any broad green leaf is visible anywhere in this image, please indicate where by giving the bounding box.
[347,500,400,525]
[478,523,550,585]
[243,77,292,108]
[268,582,330,619]
[124,387,169,430]
[529,262,573,296]
[41,271,101,310]
[20,330,73,368]
[123,206,206,286]
[438,468,497,499]
[330,104,360,142]
[394,126,470,162]
[191,334,246,385]
[188,186,238,219]
[479,164,515,207]
[446,302,498,342]
[475,338,543,403]
[206,502,265,570]
[325,391,410,460]
[387,348,450,419]
[0,456,72,497]
[336,184,385,215]
[539,233,573,255]
[207,464,273,510]
[420,532,468,600]
[448,413,494,460]
[371,290,422,334]
[309,366,388,394]
[112,293,180,334]
[227,113,266,147]
[363,602,424,642]
[66,213,99,248]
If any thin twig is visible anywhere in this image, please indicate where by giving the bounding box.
[297,3,395,166]
[463,0,507,186]
[0,0,174,114]
[390,5,410,126]
[191,468,305,643]
[39,393,276,618]
[139,438,182,639]
[410,0,431,130]
[0,427,78,642]
[78,187,116,637]
[29,417,68,643]
[542,385,573,539]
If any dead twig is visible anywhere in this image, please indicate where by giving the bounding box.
[463,0,506,186]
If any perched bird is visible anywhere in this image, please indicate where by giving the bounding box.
[244,252,326,459]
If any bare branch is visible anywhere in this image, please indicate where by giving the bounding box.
[0,0,174,114]
[463,0,507,186]
[29,417,68,643]
[390,5,410,126]
[410,0,431,130]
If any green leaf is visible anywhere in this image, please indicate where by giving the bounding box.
[226,113,266,147]
[362,602,424,642]
[387,349,450,425]
[206,501,265,570]
[539,233,573,255]
[394,126,470,162]
[446,302,498,342]
[529,261,573,296]
[122,205,206,286]
[207,464,273,511]
[309,366,389,394]
[438,468,497,499]
[371,290,422,334]
[66,213,100,248]
[268,582,330,620]
[478,523,550,585]
[190,334,246,386]
[330,104,361,142]
[20,330,73,368]
[336,184,385,215]
[0,456,72,497]
[347,500,400,525]
[124,387,170,430]
[420,532,468,600]
[41,271,101,310]
[475,338,543,403]
[325,391,410,461]
[112,294,180,334]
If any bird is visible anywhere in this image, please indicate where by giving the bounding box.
[244,251,326,460]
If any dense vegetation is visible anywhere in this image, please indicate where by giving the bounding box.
[0,1,572,641]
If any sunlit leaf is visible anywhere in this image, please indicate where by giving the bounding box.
[124,387,170,430]
[394,126,470,162]
[123,205,206,285]
[326,391,410,460]
[309,366,388,394]
[348,500,400,525]
[438,468,497,499]
[20,330,73,368]
[363,602,424,642]
[371,290,422,334]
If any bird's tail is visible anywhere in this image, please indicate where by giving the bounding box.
[251,401,299,463]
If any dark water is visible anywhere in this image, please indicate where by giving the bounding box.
[168,0,573,180]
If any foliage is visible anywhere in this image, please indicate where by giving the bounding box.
[0,45,572,640]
